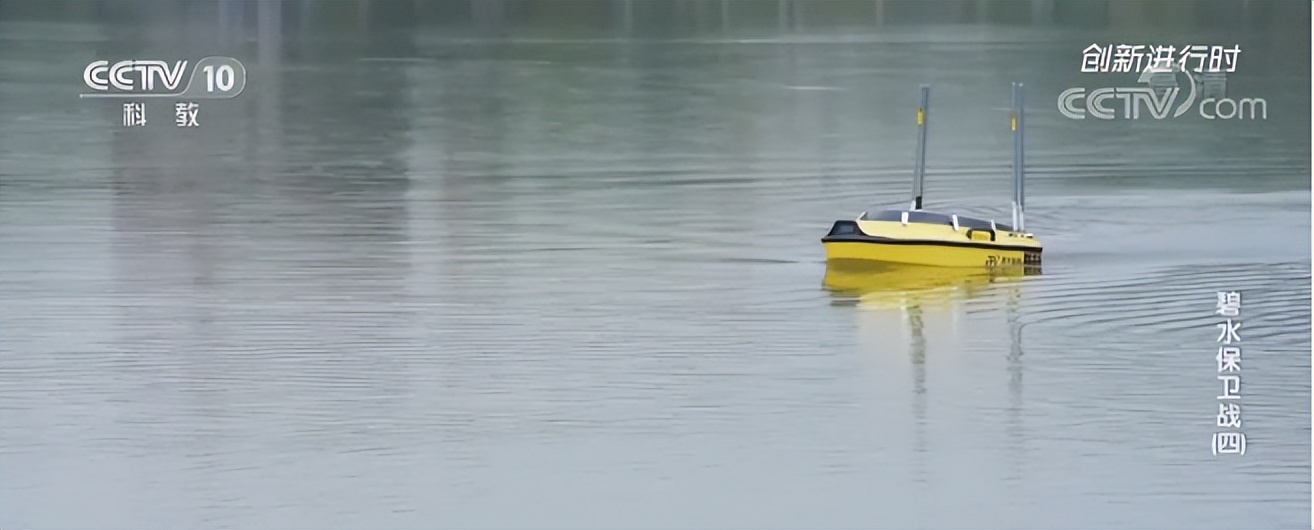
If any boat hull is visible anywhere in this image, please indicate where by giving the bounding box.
[824,239,1038,268]
[822,217,1042,268]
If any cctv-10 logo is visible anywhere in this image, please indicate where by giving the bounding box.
[80,57,247,99]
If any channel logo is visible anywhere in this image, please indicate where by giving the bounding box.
[79,56,247,99]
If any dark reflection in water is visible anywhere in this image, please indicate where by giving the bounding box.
[1005,282,1025,487]
[0,2,1310,528]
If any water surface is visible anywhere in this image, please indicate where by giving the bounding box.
[0,9,1309,529]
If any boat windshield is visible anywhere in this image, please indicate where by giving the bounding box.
[861,210,1015,232]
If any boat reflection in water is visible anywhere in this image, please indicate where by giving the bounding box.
[823,260,1039,310]
[824,259,1037,484]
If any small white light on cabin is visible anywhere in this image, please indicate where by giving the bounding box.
[901,212,909,226]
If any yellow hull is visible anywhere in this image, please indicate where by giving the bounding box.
[822,217,1042,268]
[824,240,1034,267]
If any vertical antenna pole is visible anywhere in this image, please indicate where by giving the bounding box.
[910,85,929,211]
[1011,82,1026,232]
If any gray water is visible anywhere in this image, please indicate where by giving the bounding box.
[1,8,1310,530]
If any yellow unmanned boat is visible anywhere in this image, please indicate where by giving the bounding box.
[822,83,1042,268]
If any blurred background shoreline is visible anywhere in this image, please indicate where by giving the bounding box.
[2,0,1310,35]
